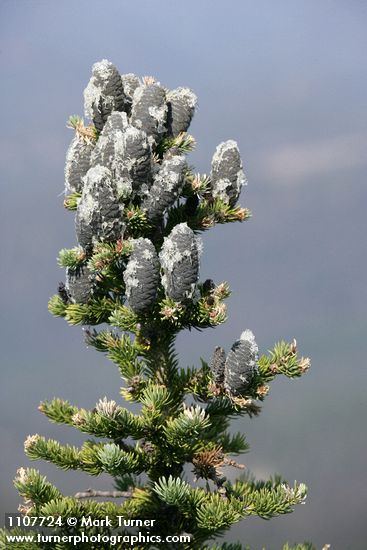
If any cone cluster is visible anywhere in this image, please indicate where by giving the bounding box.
[62,59,247,313]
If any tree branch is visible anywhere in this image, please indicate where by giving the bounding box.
[74,488,133,499]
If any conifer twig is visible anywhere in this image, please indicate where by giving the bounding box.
[74,487,133,499]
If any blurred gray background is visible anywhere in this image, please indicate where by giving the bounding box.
[1,1,366,548]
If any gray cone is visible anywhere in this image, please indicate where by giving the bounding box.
[141,155,186,222]
[123,238,160,313]
[65,265,95,304]
[210,140,247,206]
[75,165,125,249]
[224,329,259,396]
[84,59,125,132]
[91,120,151,197]
[159,223,200,302]
[166,87,197,137]
[102,111,129,133]
[118,125,152,192]
[130,83,167,146]
[209,346,226,384]
[65,136,95,194]
[121,73,140,114]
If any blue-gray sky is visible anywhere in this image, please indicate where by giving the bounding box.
[1,1,366,548]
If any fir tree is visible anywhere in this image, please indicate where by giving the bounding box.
[1,59,326,550]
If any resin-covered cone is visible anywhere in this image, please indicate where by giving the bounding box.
[84,59,125,132]
[65,265,95,304]
[116,125,152,193]
[91,117,151,197]
[64,136,95,194]
[210,140,247,206]
[123,238,160,313]
[166,87,197,137]
[75,165,125,249]
[121,73,140,114]
[224,329,259,396]
[91,112,128,171]
[141,155,186,222]
[209,346,226,385]
[102,111,129,133]
[159,223,200,302]
[130,82,167,146]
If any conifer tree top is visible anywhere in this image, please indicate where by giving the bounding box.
[2,59,315,550]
